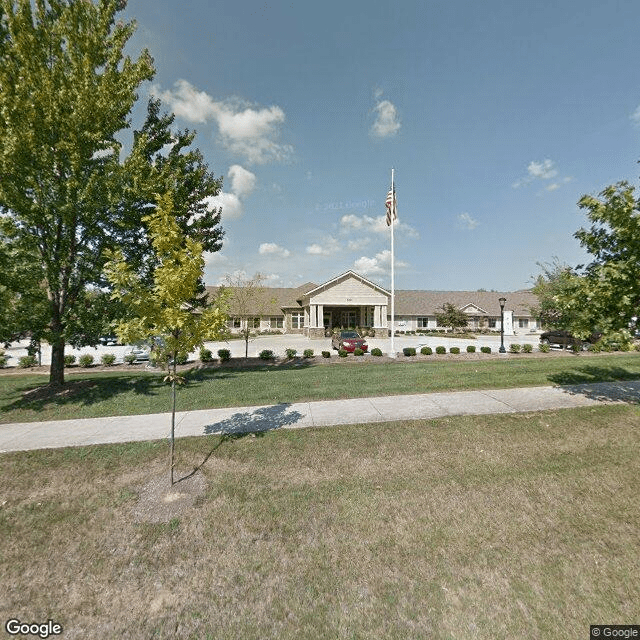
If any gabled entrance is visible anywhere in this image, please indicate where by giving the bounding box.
[298,271,391,338]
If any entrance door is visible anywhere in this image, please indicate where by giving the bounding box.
[340,310,357,327]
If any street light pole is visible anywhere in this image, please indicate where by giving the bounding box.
[499,297,506,353]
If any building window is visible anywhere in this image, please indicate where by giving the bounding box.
[519,318,529,329]
[488,318,496,328]
[248,317,261,329]
[291,311,304,329]
[417,317,429,328]
[269,317,283,329]
[228,317,242,329]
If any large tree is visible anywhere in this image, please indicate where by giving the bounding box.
[0,1,224,385]
[530,259,581,330]
[545,182,640,339]
[531,181,640,341]
[0,0,154,385]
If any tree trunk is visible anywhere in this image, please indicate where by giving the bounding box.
[49,328,65,387]
[170,352,176,486]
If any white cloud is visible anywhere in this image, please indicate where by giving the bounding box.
[259,242,291,258]
[353,249,408,276]
[154,80,292,164]
[201,164,256,220]
[545,176,573,192]
[513,158,563,188]
[370,99,401,139]
[203,192,242,220]
[339,213,419,239]
[305,236,341,256]
[527,159,557,180]
[306,244,326,255]
[631,105,640,126]
[457,212,479,230]
[347,238,370,250]
[203,251,230,266]
[341,213,388,234]
[228,164,256,198]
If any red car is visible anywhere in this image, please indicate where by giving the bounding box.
[332,330,368,353]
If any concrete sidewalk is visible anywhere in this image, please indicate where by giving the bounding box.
[1,380,640,453]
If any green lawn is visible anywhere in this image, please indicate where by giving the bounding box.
[2,353,640,423]
[1,405,638,638]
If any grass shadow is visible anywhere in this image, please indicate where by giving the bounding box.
[1,374,160,415]
[547,365,640,386]
[175,403,304,484]
[548,366,640,404]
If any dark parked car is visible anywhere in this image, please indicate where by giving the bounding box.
[332,330,368,352]
[539,329,601,350]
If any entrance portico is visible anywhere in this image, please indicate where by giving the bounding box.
[300,271,390,338]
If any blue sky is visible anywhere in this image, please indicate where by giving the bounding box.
[123,0,640,291]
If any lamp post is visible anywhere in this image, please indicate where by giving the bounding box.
[499,297,506,353]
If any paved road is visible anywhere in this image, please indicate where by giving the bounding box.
[1,380,639,453]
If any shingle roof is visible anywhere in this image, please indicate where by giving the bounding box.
[205,283,538,317]
[205,283,318,316]
[395,290,538,316]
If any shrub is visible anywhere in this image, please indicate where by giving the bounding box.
[78,354,94,368]
[0,350,6,368]
[522,343,533,353]
[217,349,231,362]
[634,343,640,352]
[403,347,416,357]
[173,352,188,365]
[354,348,364,356]
[449,347,460,354]
[259,349,274,360]
[588,343,601,352]
[64,354,76,366]
[435,346,446,354]
[199,347,213,362]
[303,349,314,358]
[539,343,550,353]
[466,345,476,353]
[285,348,297,359]
[100,353,116,366]
[322,351,331,358]
[371,347,383,356]
[18,355,37,368]
[338,349,348,357]
[480,346,491,354]
[509,343,521,353]
[124,353,137,365]
[420,346,432,355]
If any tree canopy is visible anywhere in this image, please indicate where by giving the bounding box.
[0,0,224,384]
[104,191,228,485]
[533,181,640,340]
[435,303,469,332]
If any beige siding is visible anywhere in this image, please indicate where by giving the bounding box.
[310,275,388,306]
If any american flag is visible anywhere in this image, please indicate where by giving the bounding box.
[385,189,397,226]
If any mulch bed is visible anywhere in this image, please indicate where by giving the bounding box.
[0,348,625,378]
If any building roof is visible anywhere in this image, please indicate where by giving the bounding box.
[394,289,538,316]
[205,282,318,316]
[206,277,538,317]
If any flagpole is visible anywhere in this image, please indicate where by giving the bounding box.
[390,168,395,357]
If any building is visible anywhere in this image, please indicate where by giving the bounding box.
[206,270,540,338]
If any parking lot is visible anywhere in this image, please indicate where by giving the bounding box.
[4,332,542,367]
